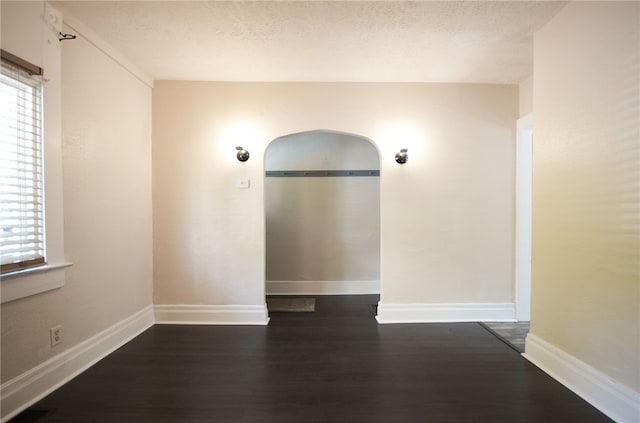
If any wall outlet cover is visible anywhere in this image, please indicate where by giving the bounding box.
[50,325,62,347]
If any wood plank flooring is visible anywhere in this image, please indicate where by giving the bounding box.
[12,295,612,422]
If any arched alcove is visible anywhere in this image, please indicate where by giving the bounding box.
[264,130,381,296]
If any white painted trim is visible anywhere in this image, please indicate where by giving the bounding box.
[1,263,72,304]
[266,280,380,295]
[0,305,154,422]
[52,2,154,88]
[41,2,67,298]
[523,333,640,423]
[375,302,516,324]
[515,113,533,321]
[155,304,270,325]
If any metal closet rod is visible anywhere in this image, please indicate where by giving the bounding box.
[265,170,380,177]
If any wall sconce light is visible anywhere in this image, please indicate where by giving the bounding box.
[395,148,408,164]
[236,146,250,162]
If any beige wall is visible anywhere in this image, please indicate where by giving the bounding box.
[1,7,153,382]
[0,2,42,67]
[531,1,639,392]
[265,132,380,283]
[519,75,533,118]
[153,82,517,306]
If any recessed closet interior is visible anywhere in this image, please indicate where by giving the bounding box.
[264,131,381,295]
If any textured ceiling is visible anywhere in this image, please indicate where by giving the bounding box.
[60,1,566,83]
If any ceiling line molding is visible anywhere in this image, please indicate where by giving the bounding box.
[52,2,154,88]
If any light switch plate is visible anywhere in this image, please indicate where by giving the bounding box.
[235,179,250,189]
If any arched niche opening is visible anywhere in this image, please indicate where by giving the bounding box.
[264,130,381,298]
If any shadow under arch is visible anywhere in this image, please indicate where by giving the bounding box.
[263,129,382,303]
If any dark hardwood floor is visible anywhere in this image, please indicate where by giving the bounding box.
[12,295,612,422]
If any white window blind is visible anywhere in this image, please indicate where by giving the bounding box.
[0,51,45,274]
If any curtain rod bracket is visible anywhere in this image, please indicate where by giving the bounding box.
[58,32,77,42]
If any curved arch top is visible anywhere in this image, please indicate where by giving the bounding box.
[264,129,381,172]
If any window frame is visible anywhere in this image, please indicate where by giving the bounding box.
[1,4,70,303]
[0,49,47,274]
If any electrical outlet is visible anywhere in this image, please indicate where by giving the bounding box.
[50,325,62,347]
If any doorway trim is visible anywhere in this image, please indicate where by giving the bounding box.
[515,113,533,321]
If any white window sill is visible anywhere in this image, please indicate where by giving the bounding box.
[1,262,72,304]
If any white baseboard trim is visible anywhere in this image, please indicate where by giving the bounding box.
[266,280,380,295]
[0,305,154,422]
[375,302,516,323]
[154,304,270,325]
[523,333,640,423]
